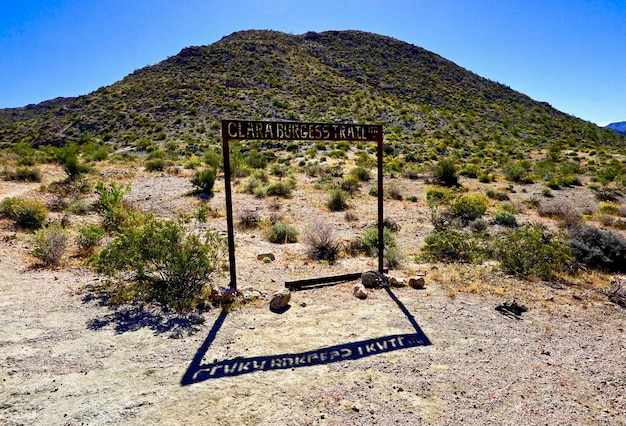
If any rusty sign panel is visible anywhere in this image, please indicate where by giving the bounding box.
[223,120,382,142]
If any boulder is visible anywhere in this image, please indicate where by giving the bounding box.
[257,253,276,262]
[408,276,426,289]
[270,289,291,311]
[387,275,407,288]
[211,286,236,303]
[362,270,383,288]
[240,286,262,302]
[353,283,368,299]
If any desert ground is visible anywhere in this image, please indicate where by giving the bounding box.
[1,164,625,425]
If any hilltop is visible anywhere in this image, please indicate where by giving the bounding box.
[1,30,623,151]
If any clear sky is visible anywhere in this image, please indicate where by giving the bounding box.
[1,0,624,126]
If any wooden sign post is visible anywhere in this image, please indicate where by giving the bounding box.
[221,120,384,291]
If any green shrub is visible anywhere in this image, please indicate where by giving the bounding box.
[340,176,361,194]
[145,158,167,172]
[245,149,268,169]
[0,197,48,229]
[433,158,458,187]
[10,141,40,166]
[469,218,489,233]
[267,222,298,244]
[265,179,295,198]
[327,189,350,211]
[31,225,69,266]
[477,172,495,183]
[191,168,217,194]
[547,178,560,190]
[359,227,397,257]
[567,225,626,271]
[270,164,286,177]
[485,189,510,201]
[204,150,223,170]
[94,218,226,311]
[425,186,452,207]
[89,147,110,162]
[504,161,533,184]
[383,245,403,268]
[251,169,269,183]
[243,177,262,194]
[67,199,92,215]
[598,201,620,215]
[449,193,488,224]
[77,225,106,253]
[183,156,203,170]
[3,166,43,182]
[459,164,478,178]
[56,145,90,180]
[495,224,571,279]
[492,209,518,227]
[386,182,403,200]
[421,229,484,263]
[350,167,371,182]
[355,152,376,169]
[94,181,132,232]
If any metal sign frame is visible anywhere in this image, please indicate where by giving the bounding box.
[221,120,384,291]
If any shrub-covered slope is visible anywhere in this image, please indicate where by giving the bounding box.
[1,29,624,151]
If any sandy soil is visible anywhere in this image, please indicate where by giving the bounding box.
[1,167,625,425]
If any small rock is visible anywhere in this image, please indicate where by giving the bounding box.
[409,276,426,289]
[495,299,527,316]
[240,286,261,302]
[387,275,407,287]
[362,270,383,288]
[211,286,236,303]
[270,289,291,311]
[257,253,275,262]
[353,283,368,299]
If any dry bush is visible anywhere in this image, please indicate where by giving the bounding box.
[605,277,625,307]
[238,208,260,229]
[31,225,69,266]
[537,200,582,228]
[303,222,341,263]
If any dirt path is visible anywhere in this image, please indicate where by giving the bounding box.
[1,233,624,425]
[1,172,625,425]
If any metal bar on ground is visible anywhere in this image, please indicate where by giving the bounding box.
[285,273,364,290]
[285,269,389,291]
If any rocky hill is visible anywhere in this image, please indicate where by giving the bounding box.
[606,121,626,136]
[1,30,623,152]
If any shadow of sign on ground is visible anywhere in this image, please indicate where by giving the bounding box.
[181,288,431,385]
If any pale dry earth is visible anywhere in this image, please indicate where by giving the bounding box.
[1,167,625,425]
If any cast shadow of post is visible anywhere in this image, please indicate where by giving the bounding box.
[180,288,431,385]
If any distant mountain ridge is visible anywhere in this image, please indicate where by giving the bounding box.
[0,29,623,149]
[605,121,626,136]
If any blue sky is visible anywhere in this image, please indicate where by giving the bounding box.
[1,0,625,125]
